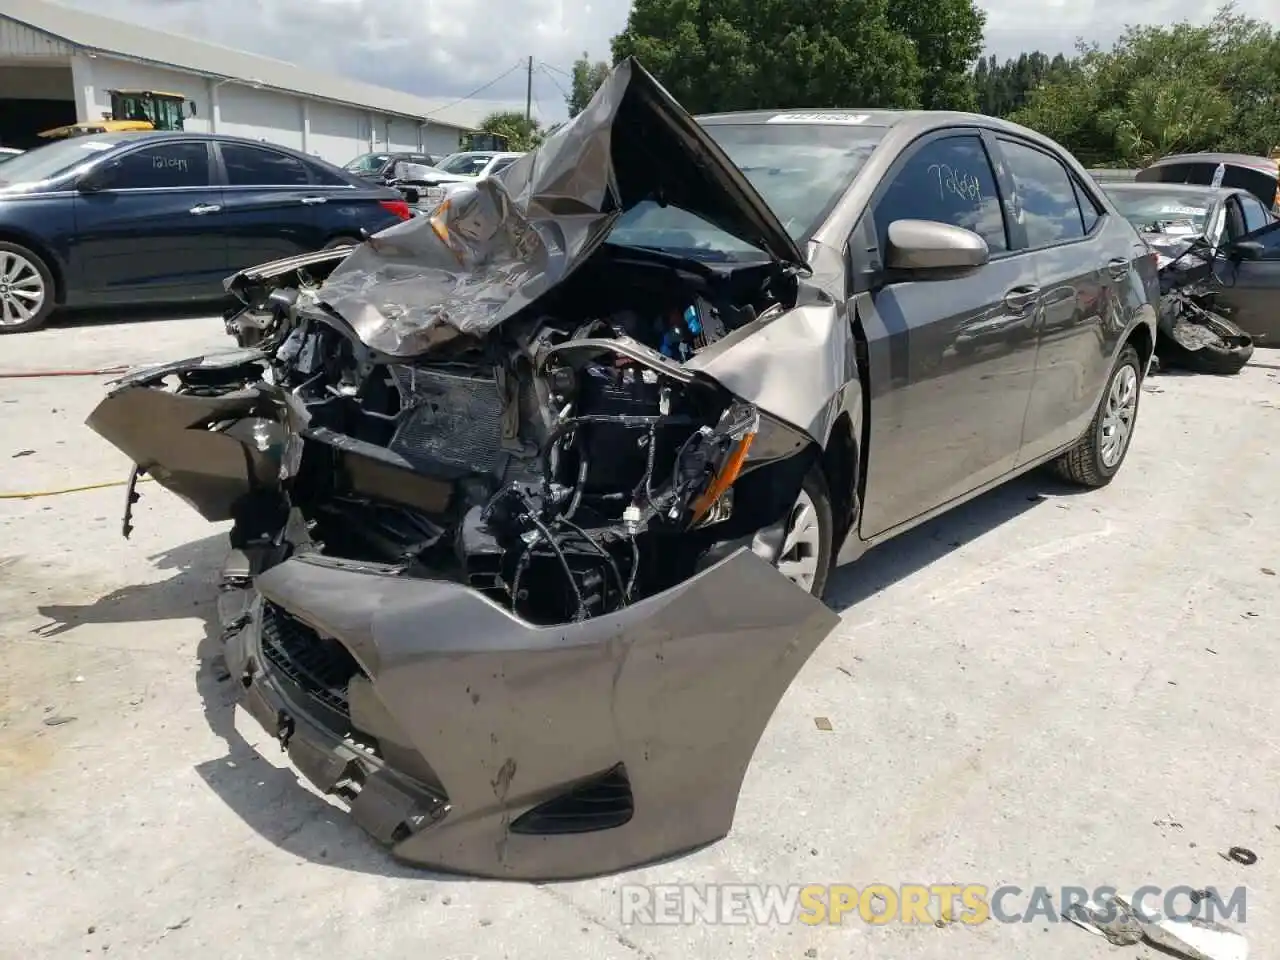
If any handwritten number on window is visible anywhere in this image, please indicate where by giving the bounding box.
[928,163,982,203]
[151,154,190,173]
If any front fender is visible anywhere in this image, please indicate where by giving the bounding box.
[84,352,290,522]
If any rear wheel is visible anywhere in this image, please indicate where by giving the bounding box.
[1051,343,1142,487]
[0,242,55,334]
[776,466,834,598]
[321,235,362,251]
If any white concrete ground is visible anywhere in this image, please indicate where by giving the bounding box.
[1,315,1277,960]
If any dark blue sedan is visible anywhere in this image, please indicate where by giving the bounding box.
[0,132,413,333]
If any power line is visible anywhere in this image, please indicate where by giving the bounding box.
[424,60,526,118]
[538,64,571,102]
[540,61,575,81]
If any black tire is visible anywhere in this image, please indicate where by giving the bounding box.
[1156,308,1253,375]
[777,465,834,598]
[0,241,56,334]
[1051,343,1143,488]
[321,235,363,250]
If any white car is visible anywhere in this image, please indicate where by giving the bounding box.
[417,151,524,203]
[0,147,24,163]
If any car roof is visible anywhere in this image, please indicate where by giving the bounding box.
[696,108,1043,137]
[1102,182,1237,201]
[69,130,317,152]
[1150,152,1279,174]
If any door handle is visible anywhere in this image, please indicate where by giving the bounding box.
[1003,284,1041,314]
[299,196,328,205]
[1106,257,1129,281]
[188,203,221,215]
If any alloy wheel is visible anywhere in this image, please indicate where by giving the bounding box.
[1099,363,1138,468]
[777,487,823,593]
[0,252,46,328]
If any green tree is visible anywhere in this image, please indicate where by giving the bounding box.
[1101,77,1232,164]
[611,0,924,114]
[1010,5,1280,163]
[973,50,1078,118]
[567,53,611,117]
[477,110,544,152]
[886,0,985,110]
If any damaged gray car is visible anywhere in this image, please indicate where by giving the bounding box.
[86,59,1158,880]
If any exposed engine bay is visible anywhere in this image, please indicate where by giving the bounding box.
[85,57,847,881]
[185,243,805,626]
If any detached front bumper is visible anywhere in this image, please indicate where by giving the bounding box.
[218,548,838,881]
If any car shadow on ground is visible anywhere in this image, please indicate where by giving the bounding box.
[824,469,1093,612]
[33,534,433,879]
[44,301,231,331]
[30,469,1086,879]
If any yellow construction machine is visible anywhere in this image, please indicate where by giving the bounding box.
[38,89,194,140]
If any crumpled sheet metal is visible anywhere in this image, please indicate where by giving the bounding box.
[316,63,633,357]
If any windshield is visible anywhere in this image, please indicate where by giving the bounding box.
[435,153,494,176]
[1105,188,1214,233]
[609,122,885,260]
[0,138,117,186]
[344,153,391,174]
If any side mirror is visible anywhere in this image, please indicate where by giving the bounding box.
[77,164,112,192]
[884,219,989,279]
[1228,240,1264,261]
[400,187,420,204]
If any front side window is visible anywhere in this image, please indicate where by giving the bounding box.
[1242,220,1280,259]
[997,137,1085,248]
[873,134,1008,253]
[1240,194,1272,233]
[221,143,310,186]
[103,142,210,189]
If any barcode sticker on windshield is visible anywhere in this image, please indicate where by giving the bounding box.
[1164,206,1206,216]
[767,112,870,124]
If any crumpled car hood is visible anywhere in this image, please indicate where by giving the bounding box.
[315,56,805,358]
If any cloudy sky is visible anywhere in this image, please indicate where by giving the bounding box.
[64,0,1270,123]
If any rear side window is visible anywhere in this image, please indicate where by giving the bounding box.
[997,137,1085,248]
[107,143,210,189]
[1072,178,1102,234]
[873,134,1008,253]
[221,143,310,186]
[307,161,353,187]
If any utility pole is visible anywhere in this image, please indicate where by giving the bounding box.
[525,55,533,123]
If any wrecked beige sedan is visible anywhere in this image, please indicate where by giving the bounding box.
[87,58,1157,879]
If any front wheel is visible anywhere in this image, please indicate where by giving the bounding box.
[775,466,834,598]
[1051,343,1142,488]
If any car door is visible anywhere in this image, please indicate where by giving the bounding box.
[301,156,408,240]
[855,129,1040,539]
[1217,215,1280,346]
[215,141,328,268]
[992,135,1139,464]
[71,140,226,301]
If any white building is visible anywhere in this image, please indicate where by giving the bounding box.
[0,0,483,164]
